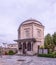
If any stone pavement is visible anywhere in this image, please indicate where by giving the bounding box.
[0,55,56,65]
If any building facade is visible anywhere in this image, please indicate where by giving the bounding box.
[0,43,18,55]
[15,19,44,55]
[7,43,18,50]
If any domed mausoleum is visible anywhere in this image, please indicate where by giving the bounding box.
[15,19,44,55]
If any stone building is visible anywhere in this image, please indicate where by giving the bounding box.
[15,19,44,55]
[0,46,17,55]
[7,43,18,50]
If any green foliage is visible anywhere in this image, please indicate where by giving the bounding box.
[44,34,53,49]
[39,32,56,58]
[40,46,44,49]
[8,50,15,55]
[38,51,56,58]
[52,51,56,55]
[48,49,53,54]
[52,32,56,45]
[44,32,56,50]
[38,53,56,58]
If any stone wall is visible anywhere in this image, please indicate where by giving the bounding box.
[1,48,18,55]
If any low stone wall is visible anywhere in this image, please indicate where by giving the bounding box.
[1,48,18,55]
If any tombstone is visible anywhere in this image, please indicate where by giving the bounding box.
[43,49,48,54]
[38,49,42,54]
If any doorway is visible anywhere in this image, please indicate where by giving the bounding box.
[23,42,26,54]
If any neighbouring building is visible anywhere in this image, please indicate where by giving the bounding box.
[7,43,18,50]
[0,47,17,55]
[1,47,17,55]
[15,19,44,55]
[0,43,18,55]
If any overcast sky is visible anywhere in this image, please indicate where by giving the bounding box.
[0,0,56,45]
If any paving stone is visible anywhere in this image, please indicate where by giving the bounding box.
[0,56,56,65]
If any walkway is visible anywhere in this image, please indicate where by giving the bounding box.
[0,55,56,65]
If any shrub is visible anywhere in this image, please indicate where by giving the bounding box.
[52,51,56,55]
[40,46,44,49]
[8,50,15,55]
[52,51,56,57]
[49,49,53,54]
[38,54,56,58]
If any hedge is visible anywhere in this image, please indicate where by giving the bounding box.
[8,50,15,55]
[38,54,56,58]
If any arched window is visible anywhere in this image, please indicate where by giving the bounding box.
[37,29,41,37]
[24,28,30,38]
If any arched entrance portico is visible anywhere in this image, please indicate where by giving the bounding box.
[22,41,32,55]
[15,38,36,55]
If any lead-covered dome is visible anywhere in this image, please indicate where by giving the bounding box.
[20,19,43,26]
[18,19,44,31]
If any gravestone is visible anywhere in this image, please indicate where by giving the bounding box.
[38,49,48,54]
[43,49,48,54]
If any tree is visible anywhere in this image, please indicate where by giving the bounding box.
[52,32,56,45]
[44,34,52,49]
